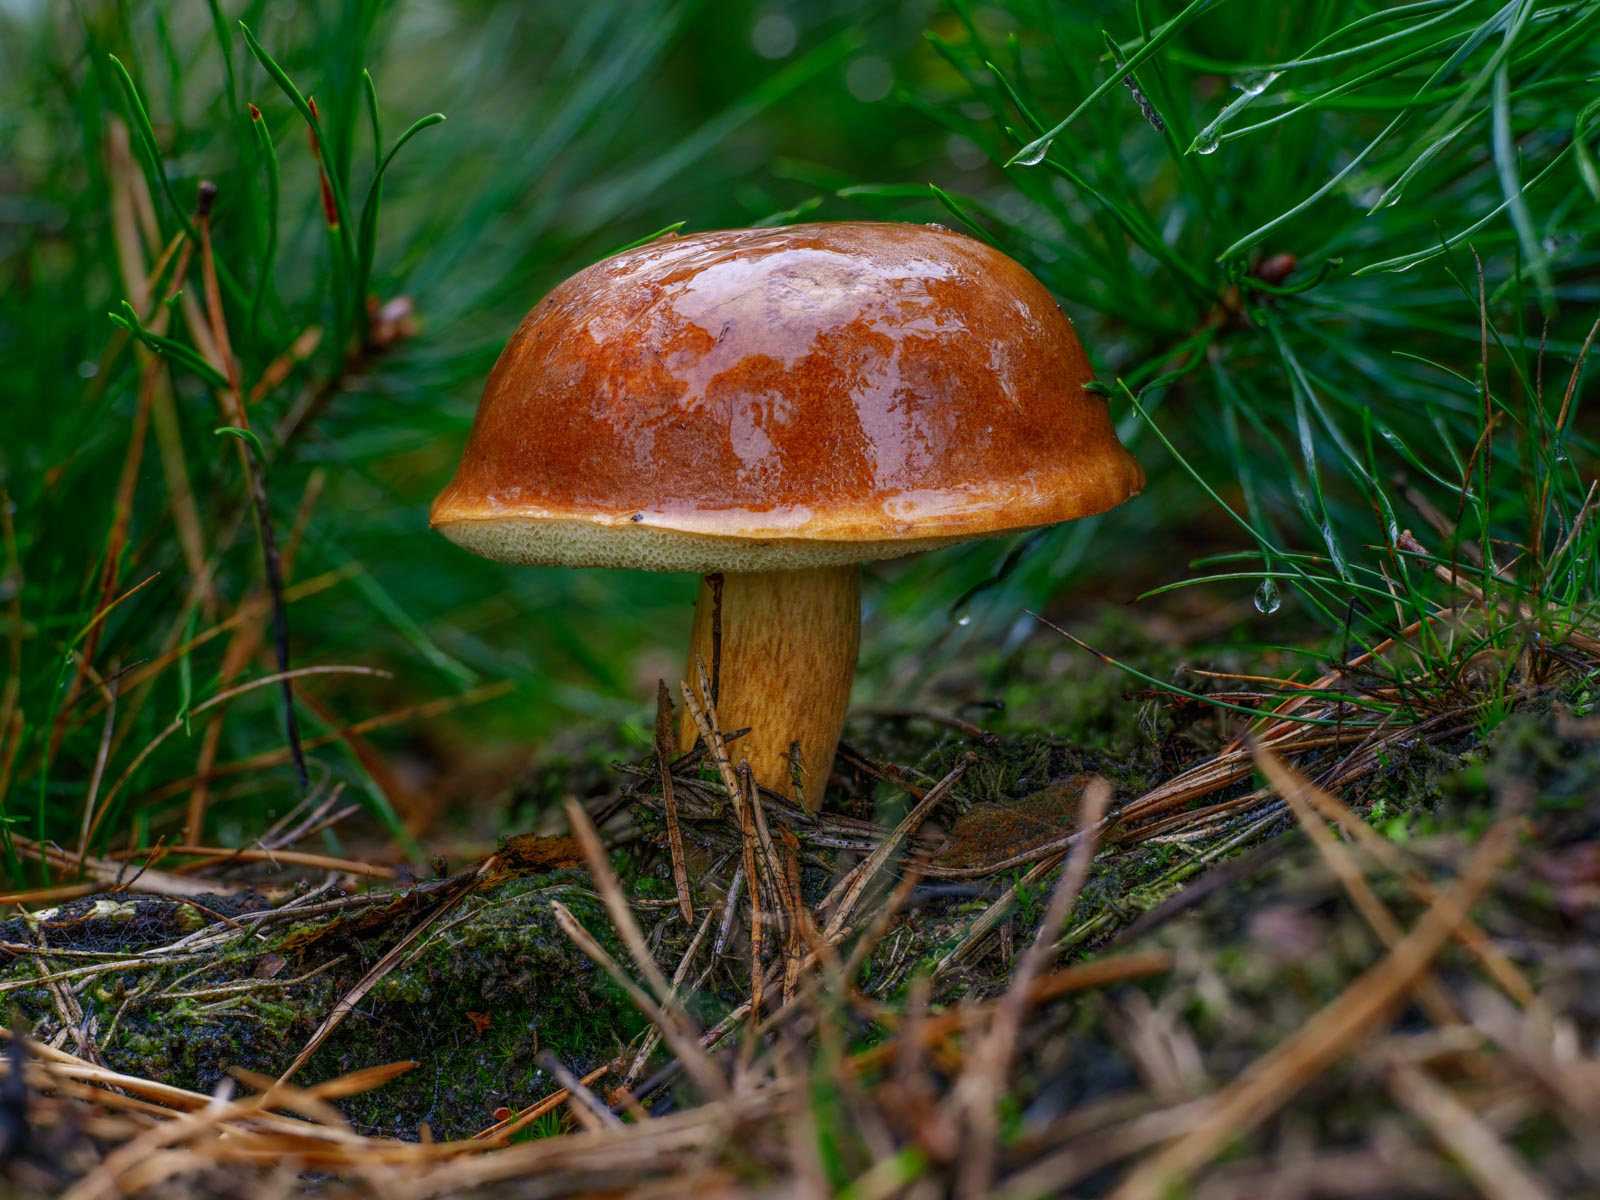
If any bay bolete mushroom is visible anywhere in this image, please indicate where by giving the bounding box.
[430,222,1142,809]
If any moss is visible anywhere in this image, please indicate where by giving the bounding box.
[304,875,642,1138]
[1,870,641,1141]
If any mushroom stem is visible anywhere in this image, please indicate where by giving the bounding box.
[679,565,860,809]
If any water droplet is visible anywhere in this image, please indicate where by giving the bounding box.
[1191,127,1220,155]
[956,612,973,627]
[1253,579,1282,615]
[1234,69,1280,98]
[924,222,951,232]
[1014,139,1051,166]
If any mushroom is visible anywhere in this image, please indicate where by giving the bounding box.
[430,222,1142,809]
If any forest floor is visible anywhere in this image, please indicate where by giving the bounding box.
[3,592,1598,1197]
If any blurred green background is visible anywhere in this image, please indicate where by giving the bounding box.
[3,0,1596,866]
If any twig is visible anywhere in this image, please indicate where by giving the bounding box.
[470,1061,614,1143]
[1265,743,1535,1006]
[681,662,769,1019]
[562,797,688,1017]
[625,896,718,1087]
[126,844,395,880]
[654,681,693,924]
[75,677,120,869]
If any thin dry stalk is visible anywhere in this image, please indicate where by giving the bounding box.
[1386,1059,1553,1200]
[737,772,766,1022]
[1400,529,1600,655]
[75,679,120,867]
[998,1098,1214,1200]
[1107,815,1518,1199]
[563,797,689,1015]
[22,1036,447,1200]
[739,761,813,1005]
[654,681,694,924]
[276,872,476,1083]
[30,937,103,1067]
[1253,743,1460,1027]
[107,120,210,611]
[550,900,728,1101]
[557,800,730,1100]
[299,688,433,837]
[1468,991,1600,1146]
[59,1077,241,1200]
[195,180,309,801]
[951,778,1110,1200]
[1023,599,1544,854]
[147,679,511,806]
[82,663,387,850]
[49,161,198,762]
[1549,478,1598,567]
[471,1062,613,1142]
[850,952,1176,1076]
[935,848,1062,978]
[540,1052,624,1133]
[3,834,242,903]
[400,1100,779,1199]
[680,663,770,1016]
[1278,747,1536,1007]
[130,844,396,879]
[626,889,721,1087]
[75,569,351,722]
[822,757,970,939]
[0,883,114,907]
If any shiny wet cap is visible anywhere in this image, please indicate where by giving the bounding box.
[430,221,1143,573]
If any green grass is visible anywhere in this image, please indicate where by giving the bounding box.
[2,0,1597,879]
[0,0,931,871]
[874,0,1599,711]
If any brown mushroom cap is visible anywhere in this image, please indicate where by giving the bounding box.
[430,221,1143,573]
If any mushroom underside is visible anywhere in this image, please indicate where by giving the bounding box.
[432,514,1004,574]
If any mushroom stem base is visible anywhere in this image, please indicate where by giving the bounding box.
[678,565,861,810]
